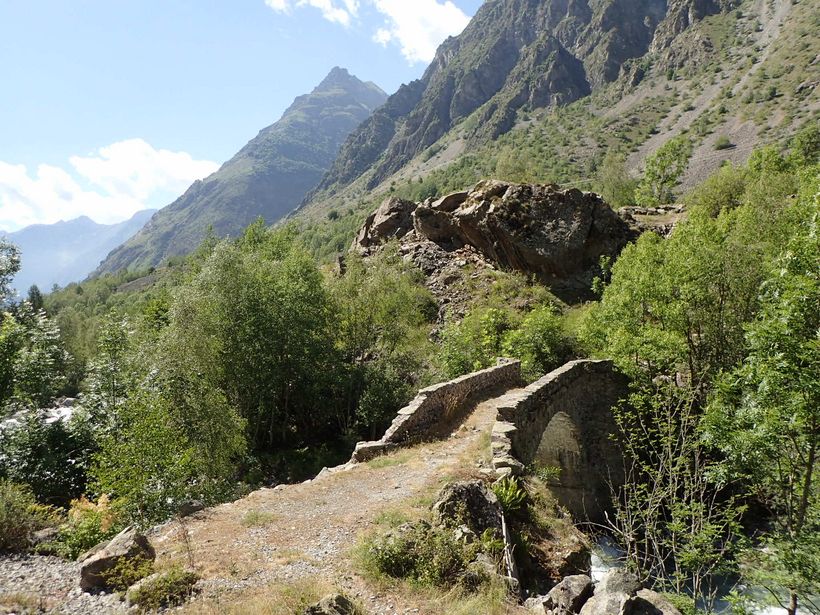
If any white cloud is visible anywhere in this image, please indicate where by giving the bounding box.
[370,1,470,64]
[265,0,471,63]
[266,0,359,26]
[0,139,218,232]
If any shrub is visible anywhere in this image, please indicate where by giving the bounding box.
[101,554,154,592]
[502,306,572,381]
[53,495,122,559]
[491,478,528,515]
[0,479,59,551]
[127,566,200,611]
[359,522,481,587]
[714,135,733,150]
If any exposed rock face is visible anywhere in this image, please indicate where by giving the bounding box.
[353,181,636,302]
[79,527,155,592]
[414,181,635,285]
[353,196,416,250]
[432,480,503,536]
[311,0,712,196]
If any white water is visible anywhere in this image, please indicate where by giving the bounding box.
[590,538,787,614]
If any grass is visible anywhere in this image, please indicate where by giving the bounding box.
[181,578,353,615]
[365,449,413,469]
[240,510,278,528]
[0,593,47,613]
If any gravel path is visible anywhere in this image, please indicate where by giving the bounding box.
[0,390,522,614]
[0,554,127,614]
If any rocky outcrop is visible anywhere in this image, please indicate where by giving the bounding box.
[353,196,416,250]
[353,181,637,302]
[79,528,155,592]
[311,0,685,195]
[432,480,503,536]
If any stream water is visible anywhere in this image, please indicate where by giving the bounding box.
[590,538,787,614]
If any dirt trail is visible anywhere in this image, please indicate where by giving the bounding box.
[149,389,526,614]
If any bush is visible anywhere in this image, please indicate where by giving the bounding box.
[0,479,58,551]
[714,135,733,150]
[101,554,154,592]
[127,566,200,610]
[53,495,122,559]
[359,522,481,587]
[502,306,572,381]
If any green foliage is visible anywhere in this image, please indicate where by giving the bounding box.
[440,308,515,378]
[127,566,200,610]
[0,239,21,303]
[501,306,572,381]
[52,496,122,560]
[165,223,337,453]
[491,477,528,515]
[358,522,481,588]
[0,479,58,552]
[92,376,246,527]
[582,154,803,384]
[331,247,436,438]
[101,554,154,592]
[703,174,820,612]
[636,136,692,205]
[714,135,733,150]
[2,303,69,408]
[609,383,745,606]
[0,410,96,506]
[594,151,638,208]
[684,162,746,217]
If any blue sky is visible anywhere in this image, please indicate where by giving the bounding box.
[0,0,483,231]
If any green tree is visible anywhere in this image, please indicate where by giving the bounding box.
[330,247,436,437]
[636,136,692,205]
[26,285,44,312]
[703,179,820,615]
[92,373,245,526]
[502,306,572,380]
[164,223,337,451]
[0,239,20,303]
[595,151,638,208]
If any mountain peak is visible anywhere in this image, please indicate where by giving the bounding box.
[96,71,387,274]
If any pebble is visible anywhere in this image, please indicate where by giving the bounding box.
[0,553,129,613]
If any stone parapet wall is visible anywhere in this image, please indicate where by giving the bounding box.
[352,359,522,463]
[490,360,629,521]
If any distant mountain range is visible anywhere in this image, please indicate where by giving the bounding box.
[2,210,156,294]
[95,67,387,275]
[90,0,820,276]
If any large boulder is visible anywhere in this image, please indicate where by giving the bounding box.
[542,574,594,614]
[578,570,683,615]
[352,196,416,251]
[432,480,502,536]
[79,527,155,592]
[412,181,635,295]
[579,570,641,615]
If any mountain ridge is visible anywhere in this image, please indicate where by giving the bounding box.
[3,209,157,293]
[95,67,387,275]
